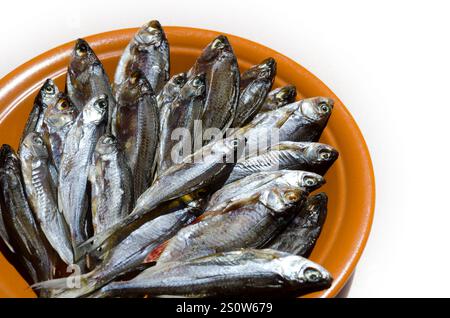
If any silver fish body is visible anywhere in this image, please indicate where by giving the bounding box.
[20,133,73,264]
[97,249,332,297]
[157,73,206,174]
[78,136,243,260]
[114,20,170,94]
[89,134,133,234]
[0,144,55,283]
[268,193,328,256]
[260,85,297,112]
[66,39,115,131]
[225,141,338,184]
[41,94,79,171]
[114,72,159,198]
[232,58,276,127]
[189,35,239,133]
[58,95,108,251]
[149,177,321,264]
[233,97,334,158]
[19,79,60,146]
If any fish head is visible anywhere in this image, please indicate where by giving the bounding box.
[183,73,206,98]
[198,35,233,63]
[165,72,187,93]
[283,255,333,290]
[69,39,100,77]
[298,97,334,123]
[244,58,277,82]
[136,20,165,46]
[36,79,59,108]
[120,71,154,102]
[21,132,49,160]
[303,192,328,223]
[279,170,325,192]
[259,186,306,213]
[304,143,339,165]
[44,94,78,129]
[172,73,187,86]
[273,85,297,106]
[95,134,119,156]
[83,94,108,124]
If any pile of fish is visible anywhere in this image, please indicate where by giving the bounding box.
[0,20,339,298]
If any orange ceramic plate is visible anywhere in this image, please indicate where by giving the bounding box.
[0,26,375,298]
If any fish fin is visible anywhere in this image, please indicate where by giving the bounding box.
[32,272,98,298]
[144,240,169,263]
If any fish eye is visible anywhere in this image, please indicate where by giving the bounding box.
[33,136,43,145]
[284,191,299,202]
[57,100,69,110]
[102,136,114,144]
[259,69,270,78]
[174,75,186,85]
[148,20,162,30]
[319,149,331,160]
[304,267,322,282]
[192,77,203,87]
[304,176,317,187]
[44,84,55,94]
[76,43,88,56]
[212,38,225,50]
[96,98,108,109]
[318,102,330,114]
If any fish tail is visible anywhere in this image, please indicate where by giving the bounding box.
[31,272,98,298]
[31,276,73,290]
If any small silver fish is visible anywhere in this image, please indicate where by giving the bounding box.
[0,144,55,284]
[19,133,73,264]
[268,193,328,256]
[232,97,334,158]
[189,35,239,133]
[157,73,206,174]
[232,58,276,127]
[41,94,79,171]
[225,141,338,184]
[89,134,133,234]
[95,249,332,298]
[19,79,60,147]
[259,85,297,112]
[114,71,159,198]
[114,20,170,94]
[66,39,115,131]
[58,94,108,252]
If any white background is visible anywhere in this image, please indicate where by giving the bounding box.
[1,0,449,297]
